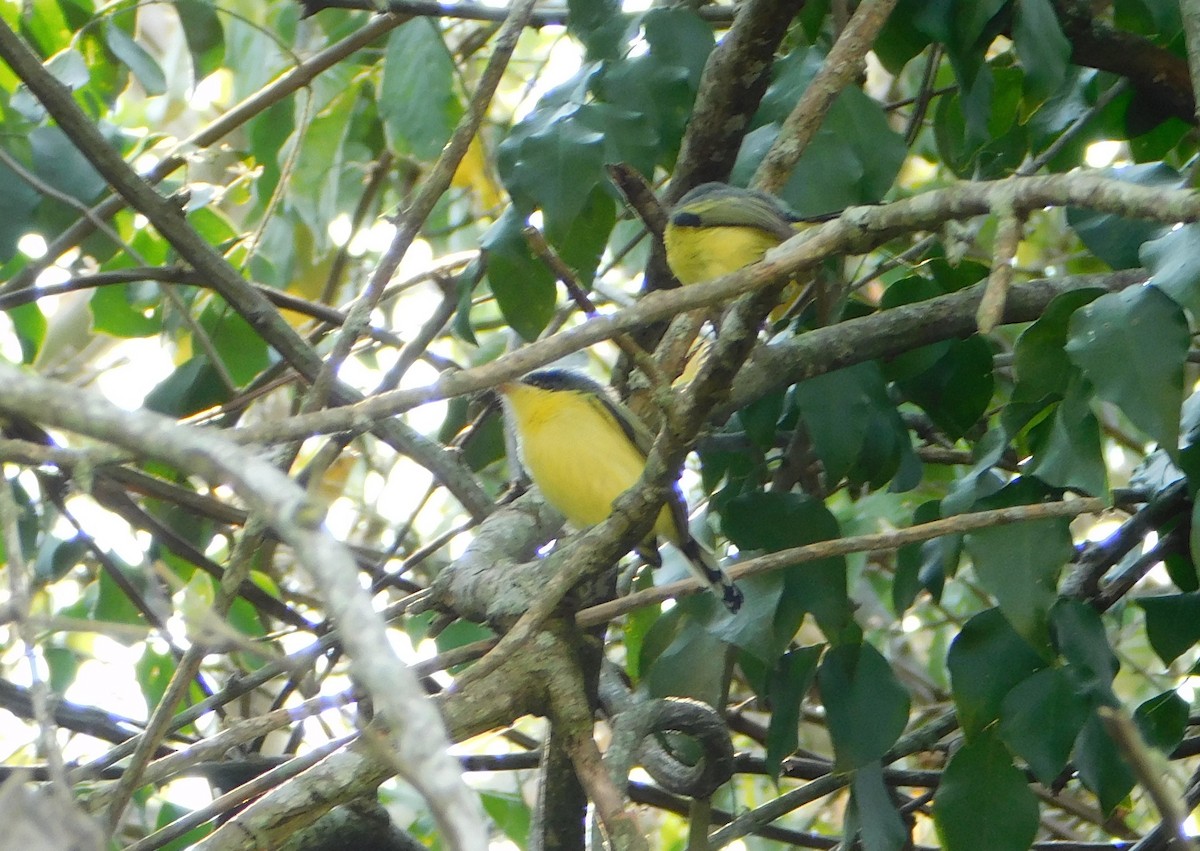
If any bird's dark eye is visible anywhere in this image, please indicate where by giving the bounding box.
[672,211,703,228]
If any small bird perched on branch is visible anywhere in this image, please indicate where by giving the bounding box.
[498,369,743,613]
[663,181,824,322]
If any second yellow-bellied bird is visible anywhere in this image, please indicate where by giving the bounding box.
[499,369,743,613]
[663,182,820,322]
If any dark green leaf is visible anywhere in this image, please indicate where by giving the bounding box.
[964,517,1072,649]
[764,644,822,778]
[999,666,1091,785]
[0,157,41,261]
[1140,222,1200,317]
[104,22,165,96]
[1052,598,1118,704]
[738,389,785,450]
[33,534,87,583]
[90,283,161,338]
[1008,287,1104,411]
[1074,712,1135,815]
[1134,690,1189,753]
[481,206,557,341]
[895,335,995,440]
[818,642,910,771]
[381,21,460,160]
[1025,373,1107,496]
[947,608,1048,737]
[640,608,730,706]
[175,0,224,82]
[721,492,850,637]
[143,357,230,417]
[1137,592,1200,666]
[1066,163,1176,269]
[1066,284,1186,457]
[31,126,106,203]
[796,362,907,487]
[848,762,908,851]
[932,730,1039,851]
[1012,0,1070,103]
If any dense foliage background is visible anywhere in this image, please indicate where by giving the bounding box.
[4,0,1200,849]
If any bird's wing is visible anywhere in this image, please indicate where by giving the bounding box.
[697,190,797,241]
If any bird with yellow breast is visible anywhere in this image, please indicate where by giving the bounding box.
[498,369,743,613]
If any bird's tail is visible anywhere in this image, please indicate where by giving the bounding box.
[679,538,743,613]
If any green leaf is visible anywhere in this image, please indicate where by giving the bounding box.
[143,357,230,417]
[1052,598,1118,704]
[1134,690,1189,753]
[380,20,462,161]
[90,282,162,337]
[640,608,730,707]
[932,730,1039,851]
[894,335,995,440]
[198,303,269,386]
[1066,285,1186,457]
[136,647,177,722]
[1025,373,1107,496]
[175,0,224,82]
[1008,287,1104,412]
[104,22,165,96]
[91,567,147,635]
[0,156,41,261]
[848,762,908,851]
[795,362,913,488]
[480,792,531,846]
[818,642,910,771]
[947,608,1048,737]
[1066,163,1176,269]
[999,666,1091,785]
[1012,0,1070,103]
[721,492,850,637]
[33,534,87,583]
[481,206,557,341]
[1140,222,1200,317]
[31,126,106,203]
[503,115,606,230]
[1074,712,1135,815]
[1137,592,1200,666]
[8,302,47,364]
[764,644,822,778]
[43,646,79,695]
[964,517,1071,649]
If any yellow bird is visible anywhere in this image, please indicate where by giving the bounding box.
[499,369,743,613]
[663,182,819,322]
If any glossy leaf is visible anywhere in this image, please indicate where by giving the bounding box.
[1140,222,1200,317]
[1134,690,1189,753]
[1137,592,1200,666]
[1066,163,1177,269]
[1067,284,1186,457]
